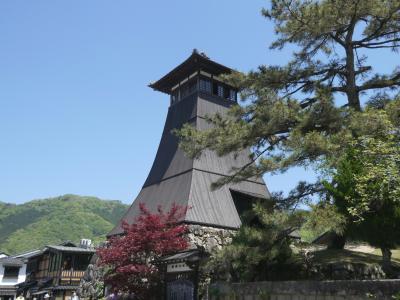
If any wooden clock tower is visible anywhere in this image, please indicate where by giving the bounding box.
[110,50,270,235]
[109,50,271,299]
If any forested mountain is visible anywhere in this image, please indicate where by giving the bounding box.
[0,194,128,254]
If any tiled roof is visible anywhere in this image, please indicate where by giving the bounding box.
[46,245,95,253]
[149,50,233,94]
[15,249,43,259]
[158,250,205,264]
[0,256,24,267]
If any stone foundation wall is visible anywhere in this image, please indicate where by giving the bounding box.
[209,280,400,300]
[186,225,235,299]
[187,225,235,252]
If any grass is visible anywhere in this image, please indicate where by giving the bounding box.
[311,249,400,266]
[372,249,400,261]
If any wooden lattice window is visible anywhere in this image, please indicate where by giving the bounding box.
[199,78,211,93]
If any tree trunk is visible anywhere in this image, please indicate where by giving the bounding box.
[345,45,361,111]
[344,20,361,111]
[381,247,392,267]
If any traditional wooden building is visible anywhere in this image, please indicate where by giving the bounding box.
[110,50,271,299]
[18,242,94,300]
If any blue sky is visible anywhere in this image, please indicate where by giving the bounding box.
[0,1,397,204]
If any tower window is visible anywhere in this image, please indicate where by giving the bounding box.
[212,82,218,96]
[199,78,211,93]
[217,85,224,98]
[180,80,197,100]
[212,81,228,99]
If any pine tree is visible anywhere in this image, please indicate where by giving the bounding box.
[319,107,400,266]
[177,0,400,201]
[264,0,400,111]
[204,202,296,282]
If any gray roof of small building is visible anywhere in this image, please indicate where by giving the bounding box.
[0,256,24,267]
[8,243,93,262]
[288,229,301,240]
[15,249,44,259]
[46,245,95,253]
[159,250,202,264]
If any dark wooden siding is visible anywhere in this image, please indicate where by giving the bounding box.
[109,92,270,236]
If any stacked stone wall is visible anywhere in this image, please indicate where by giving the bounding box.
[187,225,235,252]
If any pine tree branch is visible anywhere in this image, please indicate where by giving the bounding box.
[268,64,347,91]
[282,83,309,98]
[211,134,290,188]
[299,97,318,108]
[330,86,347,93]
[275,181,324,210]
[354,66,372,75]
[361,44,400,49]
[354,3,400,46]
[355,38,400,49]
[355,30,400,45]
[358,73,400,91]
[329,33,346,47]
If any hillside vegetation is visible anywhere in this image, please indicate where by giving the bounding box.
[0,194,128,254]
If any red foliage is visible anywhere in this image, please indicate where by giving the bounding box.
[97,203,189,298]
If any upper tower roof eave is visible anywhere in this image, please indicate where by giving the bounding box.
[149,49,233,94]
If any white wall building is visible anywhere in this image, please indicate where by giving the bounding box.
[0,256,27,300]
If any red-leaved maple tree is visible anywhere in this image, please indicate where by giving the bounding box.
[97,203,189,299]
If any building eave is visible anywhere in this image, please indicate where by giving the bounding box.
[149,50,233,94]
[46,245,95,254]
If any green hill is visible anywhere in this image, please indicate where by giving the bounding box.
[0,194,128,254]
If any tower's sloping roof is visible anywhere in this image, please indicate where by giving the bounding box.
[108,172,193,236]
[186,170,269,228]
[142,93,198,187]
[110,94,270,236]
[109,168,269,236]
[143,92,263,187]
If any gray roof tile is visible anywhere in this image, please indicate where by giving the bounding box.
[0,257,24,267]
